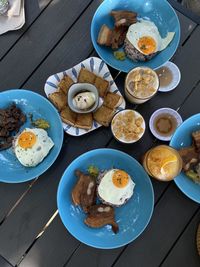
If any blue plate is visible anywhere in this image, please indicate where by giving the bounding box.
[170,114,200,203]
[57,148,154,249]
[0,89,63,183]
[91,0,180,72]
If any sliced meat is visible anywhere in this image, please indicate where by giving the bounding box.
[111,10,137,27]
[72,170,96,212]
[192,130,200,152]
[179,146,199,171]
[111,26,128,49]
[85,204,119,234]
[97,24,113,46]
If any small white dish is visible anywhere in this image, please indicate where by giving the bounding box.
[156,61,181,92]
[149,107,183,141]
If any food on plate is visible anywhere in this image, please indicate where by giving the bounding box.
[13,128,54,167]
[30,116,50,130]
[49,91,67,111]
[111,10,137,27]
[111,110,145,143]
[125,67,159,104]
[72,170,96,212]
[143,145,182,181]
[58,75,74,95]
[60,106,77,126]
[75,113,93,130]
[94,75,109,97]
[88,165,99,178]
[78,68,96,84]
[97,10,137,50]
[178,130,200,184]
[103,92,123,109]
[85,204,119,233]
[93,105,115,127]
[113,51,126,61]
[97,169,135,207]
[192,130,200,152]
[124,19,175,62]
[73,91,96,110]
[0,104,26,151]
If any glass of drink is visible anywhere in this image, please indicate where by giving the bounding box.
[142,145,182,181]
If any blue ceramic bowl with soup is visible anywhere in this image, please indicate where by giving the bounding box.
[57,148,154,249]
[91,0,180,72]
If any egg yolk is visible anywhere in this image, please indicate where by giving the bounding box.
[112,170,129,188]
[138,36,157,55]
[18,131,37,149]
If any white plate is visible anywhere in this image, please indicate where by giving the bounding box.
[44,57,125,136]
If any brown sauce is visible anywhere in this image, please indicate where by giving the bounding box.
[154,113,177,137]
[156,66,173,87]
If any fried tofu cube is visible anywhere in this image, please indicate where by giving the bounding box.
[103,92,123,109]
[93,105,115,127]
[58,75,74,95]
[60,106,77,126]
[75,113,93,130]
[78,68,96,84]
[48,91,67,111]
[94,76,109,97]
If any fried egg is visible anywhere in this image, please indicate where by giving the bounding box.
[14,128,54,167]
[126,19,175,55]
[97,169,135,206]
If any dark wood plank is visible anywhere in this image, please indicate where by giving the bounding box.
[0,0,52,59]
[110,184,199,267]
[161,208,200,267]
[0,256,13,267]
[0,0,92,91]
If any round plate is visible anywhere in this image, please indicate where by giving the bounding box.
[0,89,63,183]
[91,0,180,72]
[57,148,154,249]
[170,114,200,203]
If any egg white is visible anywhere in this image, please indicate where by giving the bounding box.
[14,128,54,167]
[126,19,175,54]
[97,169,135,206]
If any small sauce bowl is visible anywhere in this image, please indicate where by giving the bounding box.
[68,83,99,113]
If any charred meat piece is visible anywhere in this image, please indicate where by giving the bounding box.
[111,26,128,50]
[179,146,199,171]
[192,130,200,152]
[97,24,113,46]
[111,10,137,27]
[85,204,119,234]
[72,170,96,212]
[0,104,26,150]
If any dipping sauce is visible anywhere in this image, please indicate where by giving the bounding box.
[73,91,96,110]
[156,66,173,88]
[154,113,178,137]
[143,145,182,181]
[125,67,159,104]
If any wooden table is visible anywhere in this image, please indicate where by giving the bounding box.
[0,1,199,266]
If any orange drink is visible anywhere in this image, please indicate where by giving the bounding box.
[143,145,182,181]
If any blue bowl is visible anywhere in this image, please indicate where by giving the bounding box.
[170,114,200,203]
[57,148,154,249]
[91,0,180,72]
[0,89,63,183]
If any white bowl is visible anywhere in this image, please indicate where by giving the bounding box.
[149,107,182,141]
[156,61,181,92]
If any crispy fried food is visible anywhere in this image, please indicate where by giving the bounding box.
[97,24,113,46]
[179,146,199,171]
[93,105,115,127]
[111,26,128,49]
[111,10,137,27]
[48,91,67,111]
[75,113,93,130]
[60,106,77,126]
[94,76,109,98]
[72,170,96,212]
[103,92,123,109]
[78,68,96,84]
[84,204,119,233]
[58,75,74,96]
